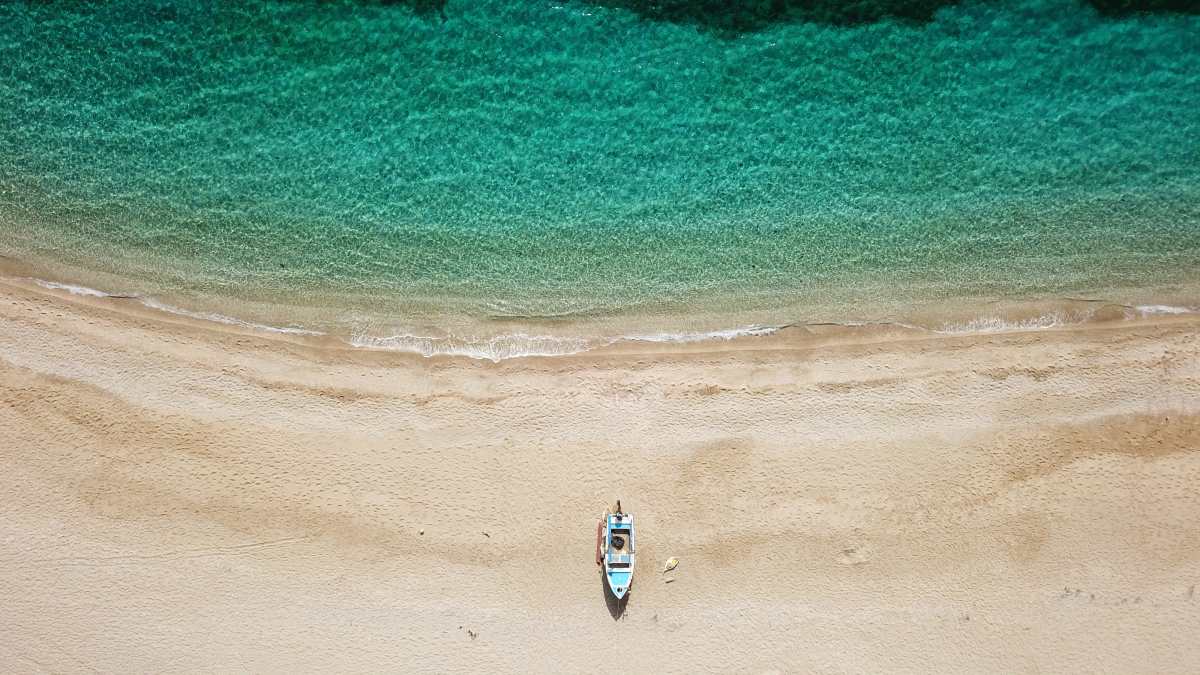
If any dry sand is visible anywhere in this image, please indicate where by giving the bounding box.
[1,276,1198,673]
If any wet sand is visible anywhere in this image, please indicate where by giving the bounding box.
[1,276,1198,672]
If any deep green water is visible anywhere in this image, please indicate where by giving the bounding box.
[1,0,1198,353]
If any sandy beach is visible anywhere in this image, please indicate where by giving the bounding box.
[1,275,1198,672]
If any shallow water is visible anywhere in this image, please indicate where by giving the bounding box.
[1,0,1198,355]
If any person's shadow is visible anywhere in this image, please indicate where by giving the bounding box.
[601,568,629,620]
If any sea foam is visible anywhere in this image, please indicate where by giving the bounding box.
[29,277,324,336]
[349,332,593,361]
[934,313,1067,334]
[139,299,325,336]
[1134,304,1196,316]
[33,279,118,298]
[619,324,782,343]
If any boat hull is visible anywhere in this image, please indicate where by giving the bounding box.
[602,511,635,600]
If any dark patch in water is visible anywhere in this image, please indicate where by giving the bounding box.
[580,0,961,31]
[575,0,1199,33]
[1089,0,1200,16]
[254,0,451,18]
[273,0,1200,31]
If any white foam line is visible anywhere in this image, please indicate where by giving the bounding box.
[802,319,928,332]
[348,324,789,361]
[619,324,782,343]
[1134,304,1196,316]
[934,313,1066,334]
[32,279,115,297]
[139,299,324,336]
[349,332,593,361]
[935,304,1197,335]
[29,276,324,336]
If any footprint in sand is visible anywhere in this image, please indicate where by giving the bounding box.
[838,544,871,566]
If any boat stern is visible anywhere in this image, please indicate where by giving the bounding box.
[607,569,632,599]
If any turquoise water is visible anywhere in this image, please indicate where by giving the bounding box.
[1,1,1198,352]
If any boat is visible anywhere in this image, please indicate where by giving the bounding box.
[597,500,635,600]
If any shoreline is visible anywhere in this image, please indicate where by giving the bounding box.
[3,260,1197,362]
[1,272,1198,671]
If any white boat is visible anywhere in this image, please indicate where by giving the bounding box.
[596,501,635,600]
